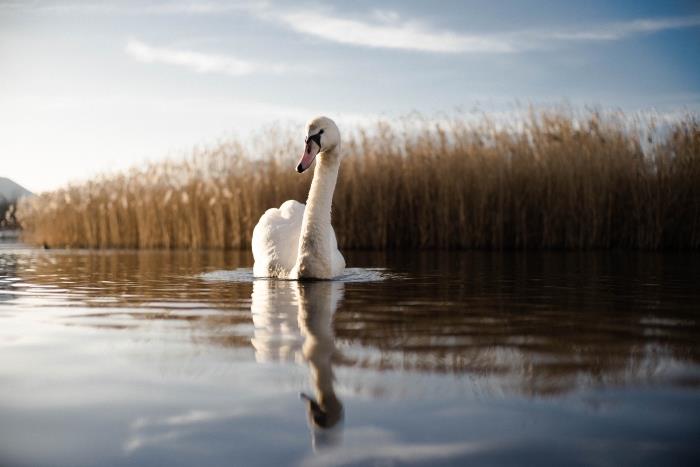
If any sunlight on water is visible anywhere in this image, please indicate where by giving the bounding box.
[1,244,699,466]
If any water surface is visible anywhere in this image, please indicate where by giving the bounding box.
[1,244,699,466]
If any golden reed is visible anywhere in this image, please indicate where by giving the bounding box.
[17,111,700,250]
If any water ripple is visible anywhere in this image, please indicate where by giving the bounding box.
[199,267,394,283]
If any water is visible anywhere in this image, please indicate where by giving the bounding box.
[1,244,699,466]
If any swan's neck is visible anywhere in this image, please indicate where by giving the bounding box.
[304,150,339,227]
[295,149,340,277]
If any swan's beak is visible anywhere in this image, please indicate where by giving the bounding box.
[297,140,320,173]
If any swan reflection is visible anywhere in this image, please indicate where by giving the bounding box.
[251,279,344,448]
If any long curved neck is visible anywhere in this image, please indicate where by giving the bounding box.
[297,149,340,260]
[304,149,339,227]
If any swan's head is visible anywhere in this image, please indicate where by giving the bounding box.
[297,116,340,173]
[300,392,344,430]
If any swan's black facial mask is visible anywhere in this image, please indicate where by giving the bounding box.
[305,129,323,147]
[297,129,324,173]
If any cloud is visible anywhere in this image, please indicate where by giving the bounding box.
[8,3,700,55]
[124,38,287,76]
[540,15,700,41]
[272,9,700,54]
[276,10,515,53]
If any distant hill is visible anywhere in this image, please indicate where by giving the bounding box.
[0,177,33,202]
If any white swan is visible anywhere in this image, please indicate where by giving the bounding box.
[252,116,346,279]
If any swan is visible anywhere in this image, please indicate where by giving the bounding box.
[252,116,346,279]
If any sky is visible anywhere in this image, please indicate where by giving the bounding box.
[1,0,699,193]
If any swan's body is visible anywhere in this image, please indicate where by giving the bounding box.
[252,116,345,279]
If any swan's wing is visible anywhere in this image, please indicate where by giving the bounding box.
[252,200,305,277]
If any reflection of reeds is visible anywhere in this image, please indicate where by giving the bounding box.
[17,111,700,249]
[17,249,700,396]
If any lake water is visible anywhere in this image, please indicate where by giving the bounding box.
[1,243,699,466]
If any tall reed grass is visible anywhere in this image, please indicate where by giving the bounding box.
[17,110,700,250]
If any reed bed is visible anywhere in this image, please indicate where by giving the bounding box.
[17,110,700,250]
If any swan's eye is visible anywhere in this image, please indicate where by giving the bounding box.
[305,129,323,147]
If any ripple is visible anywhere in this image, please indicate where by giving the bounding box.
[339,268,395,282]
[199,268,255,282]
[199,267,393,283]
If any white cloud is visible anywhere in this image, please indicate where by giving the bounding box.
[124,38,287,76]
[541,15,700,41]
[276,11,515,54]
[273,9,700,54]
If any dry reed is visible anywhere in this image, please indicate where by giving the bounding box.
[17,110,700,250]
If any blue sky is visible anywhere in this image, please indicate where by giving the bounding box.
[1,0,699,192]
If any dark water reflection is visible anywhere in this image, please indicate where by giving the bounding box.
[0,244,699,466]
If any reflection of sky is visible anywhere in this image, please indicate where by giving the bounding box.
[2,248,700,465]
[1,0,699,192]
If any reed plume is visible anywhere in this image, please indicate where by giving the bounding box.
[17,110,700,250]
